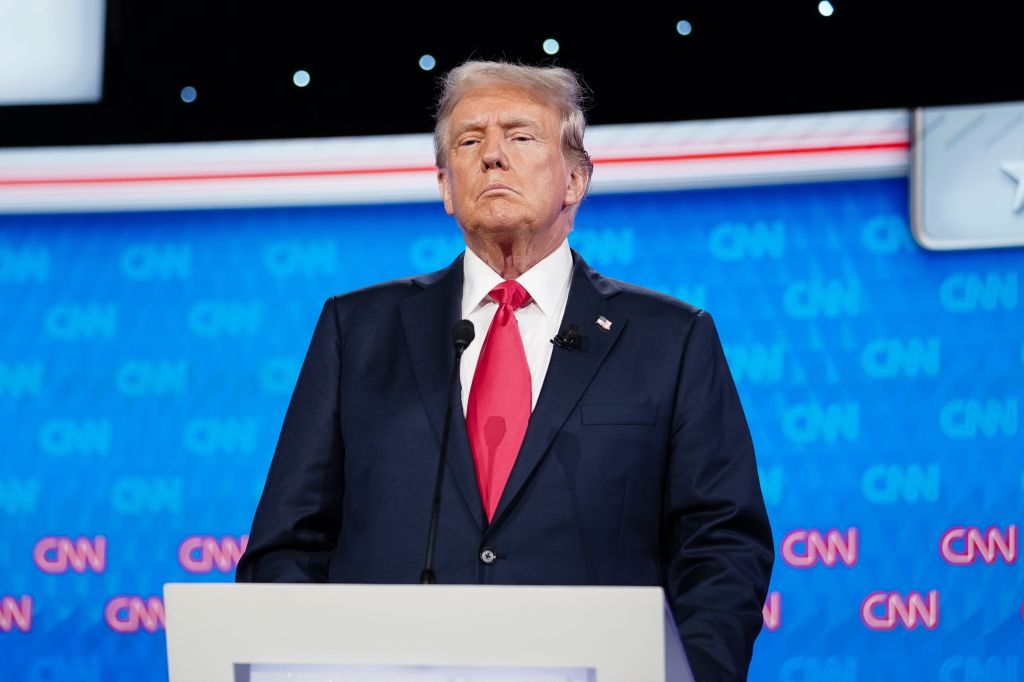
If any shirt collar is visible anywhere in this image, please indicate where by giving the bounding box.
[461,238,572,318]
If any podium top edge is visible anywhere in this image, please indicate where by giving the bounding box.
[164,583,666,596]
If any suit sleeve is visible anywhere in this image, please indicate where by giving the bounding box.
[663,310,775,682]
[236,297,345,582]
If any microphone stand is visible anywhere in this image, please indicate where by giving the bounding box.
[420,320,474,584]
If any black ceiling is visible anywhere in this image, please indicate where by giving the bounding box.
[0,2,1020,148]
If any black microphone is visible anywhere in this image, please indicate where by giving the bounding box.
[420,319,474,585]
[451,319,474,357]
[551,323,580,351]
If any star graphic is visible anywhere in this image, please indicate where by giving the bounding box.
[1000,160,1024,212]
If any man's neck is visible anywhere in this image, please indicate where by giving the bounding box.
[465,231,568,280]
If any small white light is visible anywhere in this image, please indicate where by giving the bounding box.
[676,19,693,36]
[419,54,436,71]
[818,1,834,17]
[180,86,197,103]
[542,38,559,55]
[293,70,311,87]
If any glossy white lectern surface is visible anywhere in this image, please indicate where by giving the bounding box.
[164,583,693,682]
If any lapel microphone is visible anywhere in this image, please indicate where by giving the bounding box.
[551,323,580,351]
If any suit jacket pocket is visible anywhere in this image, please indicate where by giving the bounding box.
[580,402,658,426]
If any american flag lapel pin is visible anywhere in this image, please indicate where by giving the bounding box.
[595,315,612,331]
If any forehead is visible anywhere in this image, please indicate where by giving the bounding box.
[448,85,559,132]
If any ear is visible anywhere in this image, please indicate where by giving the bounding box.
[562,165,589,209]
[437,168,455,216]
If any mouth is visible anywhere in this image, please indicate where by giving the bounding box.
[480,184,515,196]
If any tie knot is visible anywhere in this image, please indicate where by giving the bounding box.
[489,280,531,311]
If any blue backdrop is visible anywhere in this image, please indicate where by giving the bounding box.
[1,177,1022,681]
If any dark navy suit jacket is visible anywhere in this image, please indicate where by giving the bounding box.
[237,249,774,682]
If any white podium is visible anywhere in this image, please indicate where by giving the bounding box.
[164,583,693,682]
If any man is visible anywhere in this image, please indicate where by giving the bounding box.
[237,60,774,681]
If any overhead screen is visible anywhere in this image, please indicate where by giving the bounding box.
[0,0,105,106]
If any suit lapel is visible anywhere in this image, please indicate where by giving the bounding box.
[487,250,625,533]
[400,254,485,531]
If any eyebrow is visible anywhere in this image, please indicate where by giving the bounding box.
[450,117,544,141]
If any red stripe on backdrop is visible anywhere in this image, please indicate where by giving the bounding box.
[0,141,909,187]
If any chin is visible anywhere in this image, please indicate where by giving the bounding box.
[469,214,534,237]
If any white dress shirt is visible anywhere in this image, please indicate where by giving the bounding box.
[460,239,573,416]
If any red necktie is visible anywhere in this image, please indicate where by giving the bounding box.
[466,280,532,523]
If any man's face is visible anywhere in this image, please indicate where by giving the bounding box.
[437,85,586,244]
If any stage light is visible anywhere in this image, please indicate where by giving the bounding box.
[180,86,197,104]
[419,55,436,71]
[293,70,311,88]
[676,20,693,36]
[818,1,835,17]
[543,38,559,55]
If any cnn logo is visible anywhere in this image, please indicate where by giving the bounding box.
[940,525,1017,565]
[762,592,781,632]
[33,536,106,574]
[178,535,248,573]
[0,595,32,632]
[104,596,164,633]
[861,590,939,630]
[781,528,858,568]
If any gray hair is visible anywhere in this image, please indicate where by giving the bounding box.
[433,60,594,191]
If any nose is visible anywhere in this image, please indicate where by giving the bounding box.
[480,133,509,170]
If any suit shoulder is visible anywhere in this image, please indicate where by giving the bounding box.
[325,257,459,313]
[600,277,725,359]
[606,277,705,321]
[328,276,421,310]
